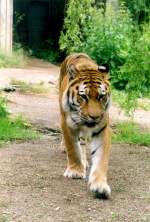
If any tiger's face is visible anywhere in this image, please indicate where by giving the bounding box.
[63,67,110,128]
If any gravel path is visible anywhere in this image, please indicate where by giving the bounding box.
[0,59,149,222]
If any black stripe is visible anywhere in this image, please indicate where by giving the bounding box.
[66,90,70,108]
[70,102,79,111]
[92,124,107,137]
[67,90,70,103]
[84,122,97,128]
[69,80,79,87]
[70,104,77,111]
[91,147,99,156]
[105,101,110,110]
[72,90,75,99]
[67,90,70,98]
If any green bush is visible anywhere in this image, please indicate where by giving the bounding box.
[32,38,60,63]
[114,22,150,111]
[59,0,95,53]
[82,5,133,72]
[60,2,134,74]
[59,1,150,111]
[121,0,150,23]
[0,96,9,118]
[120,23,150,94]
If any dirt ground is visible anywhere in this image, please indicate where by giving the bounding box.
[0,59,150,222]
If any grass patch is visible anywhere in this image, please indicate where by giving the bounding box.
[0,49,25,68]
[11,79,50,95]
[112,89,150,112]
[0,216,9,222]
[0,95,40,144]
[0,96,9,117]
[112,88,127,108]
[141,214,150,222]
[113,121,150,146]
[0,116,40,143]
[137,99,150,111]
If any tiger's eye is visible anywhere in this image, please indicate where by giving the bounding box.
[80,94,88,100]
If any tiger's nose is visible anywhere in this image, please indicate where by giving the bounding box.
[89,115,100,120]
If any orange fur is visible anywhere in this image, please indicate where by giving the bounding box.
[59,53,111,198]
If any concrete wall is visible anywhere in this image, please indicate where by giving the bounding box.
[0,0,13,53]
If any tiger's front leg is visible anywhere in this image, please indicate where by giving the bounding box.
[62,121,87,179]
[89,126,111,198]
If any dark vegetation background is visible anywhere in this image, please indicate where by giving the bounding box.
[8,0,150,111]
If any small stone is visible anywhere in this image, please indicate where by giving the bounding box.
[55,207,60,211]
[87,207,91,211]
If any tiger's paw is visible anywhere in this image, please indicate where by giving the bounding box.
[89,179,111,199]
[64,167,86,179]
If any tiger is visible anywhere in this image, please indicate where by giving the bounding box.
[59,53,111,199]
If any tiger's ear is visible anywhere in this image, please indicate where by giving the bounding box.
[98,65,109,73]
[67,64,77,81]
[98,65,110,80]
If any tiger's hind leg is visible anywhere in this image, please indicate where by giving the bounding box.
[62,122,86,179]
[88,126,111,199]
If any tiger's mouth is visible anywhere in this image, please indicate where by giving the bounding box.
[71,119,99,128]
[84,118,101,127]
[70,112,104,127]
[83,121,98,127]
[81,114,104,127]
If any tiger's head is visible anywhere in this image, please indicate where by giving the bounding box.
[61,54,110,127]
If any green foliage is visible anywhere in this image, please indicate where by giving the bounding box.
[0,117,39,142]
[138,99,150,111]
[121,0,150,23]
[59,0,95,53]
[0,47,25,68]
[0,216,9,222]
[112,89,150,114]
[32,38,60,63]
[34,49,59,63]
[0,96,9,118]
[112,88,126,105]
[60,2,133,68]
[0,96,39,143]
[13,11,25,43]
[59,1,150,111]
[113,121,150,146]
[60,2,134,74]
[116,22,150,97]
[82,5,133,71]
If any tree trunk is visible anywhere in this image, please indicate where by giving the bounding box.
[0,0,13,53]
